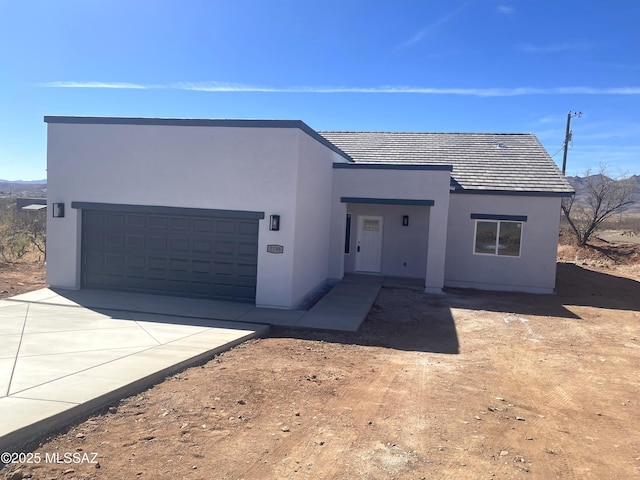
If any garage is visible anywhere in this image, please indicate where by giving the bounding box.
[76,203,263,303]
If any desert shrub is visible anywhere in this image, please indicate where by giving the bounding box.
[0,199,46,262]
[7,232,31,259]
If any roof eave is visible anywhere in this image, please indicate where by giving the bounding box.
[451,188,575,197]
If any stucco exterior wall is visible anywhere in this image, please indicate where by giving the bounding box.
[288,131,341,307]
[46,122,337,308]
[445,193,563,293]
[343,203,429,278]
[46,118,565,306]
[331,167,451,291]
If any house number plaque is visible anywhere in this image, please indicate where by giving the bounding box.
[267,244,284,254]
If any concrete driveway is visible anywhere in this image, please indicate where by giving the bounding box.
[0,276,383,452]
[0,288,269,452]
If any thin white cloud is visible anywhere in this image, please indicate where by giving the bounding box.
[551,86,640,95]
[38,81,148,89]
[160,83,640,96]
[174,84,640,96]
[537,123,640,146]
[172,81,280,92]
[537,116,563,124]
[39,81,640,96]
[497,5,514,14]
[399,1,471,48]
[519,42,592,53]
[581,130,640,141]
[572,121,640,141]
[402,31,426,48]
[564,144,640,176]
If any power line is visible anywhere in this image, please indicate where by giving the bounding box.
[550,145,565,158]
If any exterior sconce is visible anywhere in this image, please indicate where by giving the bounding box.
[269,215,280,231]
[52,203,65,218]
[402,215,409,226]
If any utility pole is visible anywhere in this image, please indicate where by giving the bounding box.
[561,110,583,175]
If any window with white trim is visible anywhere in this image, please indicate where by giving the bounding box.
[474,220,522,256]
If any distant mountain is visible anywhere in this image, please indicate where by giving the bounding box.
[0,180,47,197]
[566,174,640,192]
[0,179,47,184]
[565,174,640,215]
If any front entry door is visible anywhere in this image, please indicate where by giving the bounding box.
[355,215,383,273]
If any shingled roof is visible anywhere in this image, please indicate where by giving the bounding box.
[320,131,574,195]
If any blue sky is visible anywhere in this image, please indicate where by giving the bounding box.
[1,0,639,180]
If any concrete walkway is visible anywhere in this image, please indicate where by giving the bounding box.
[297,274,384,330]
[0,274,384,452]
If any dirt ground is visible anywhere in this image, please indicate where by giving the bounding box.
[2,239,640,480]
[0,262,46,300]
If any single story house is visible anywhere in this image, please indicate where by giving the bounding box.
[44,116,574,309]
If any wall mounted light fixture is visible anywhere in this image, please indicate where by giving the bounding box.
[52,203,65,218]
[269,214,280,231]
[402,215,409,226]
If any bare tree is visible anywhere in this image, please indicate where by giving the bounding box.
[561,165,637,247]
[16,208,46,257]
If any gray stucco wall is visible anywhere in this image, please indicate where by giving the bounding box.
[45,121,338,309]
[289,130,342,307]
[331,167,450,291]
[343,203,429,278]
[445,193,563,293]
